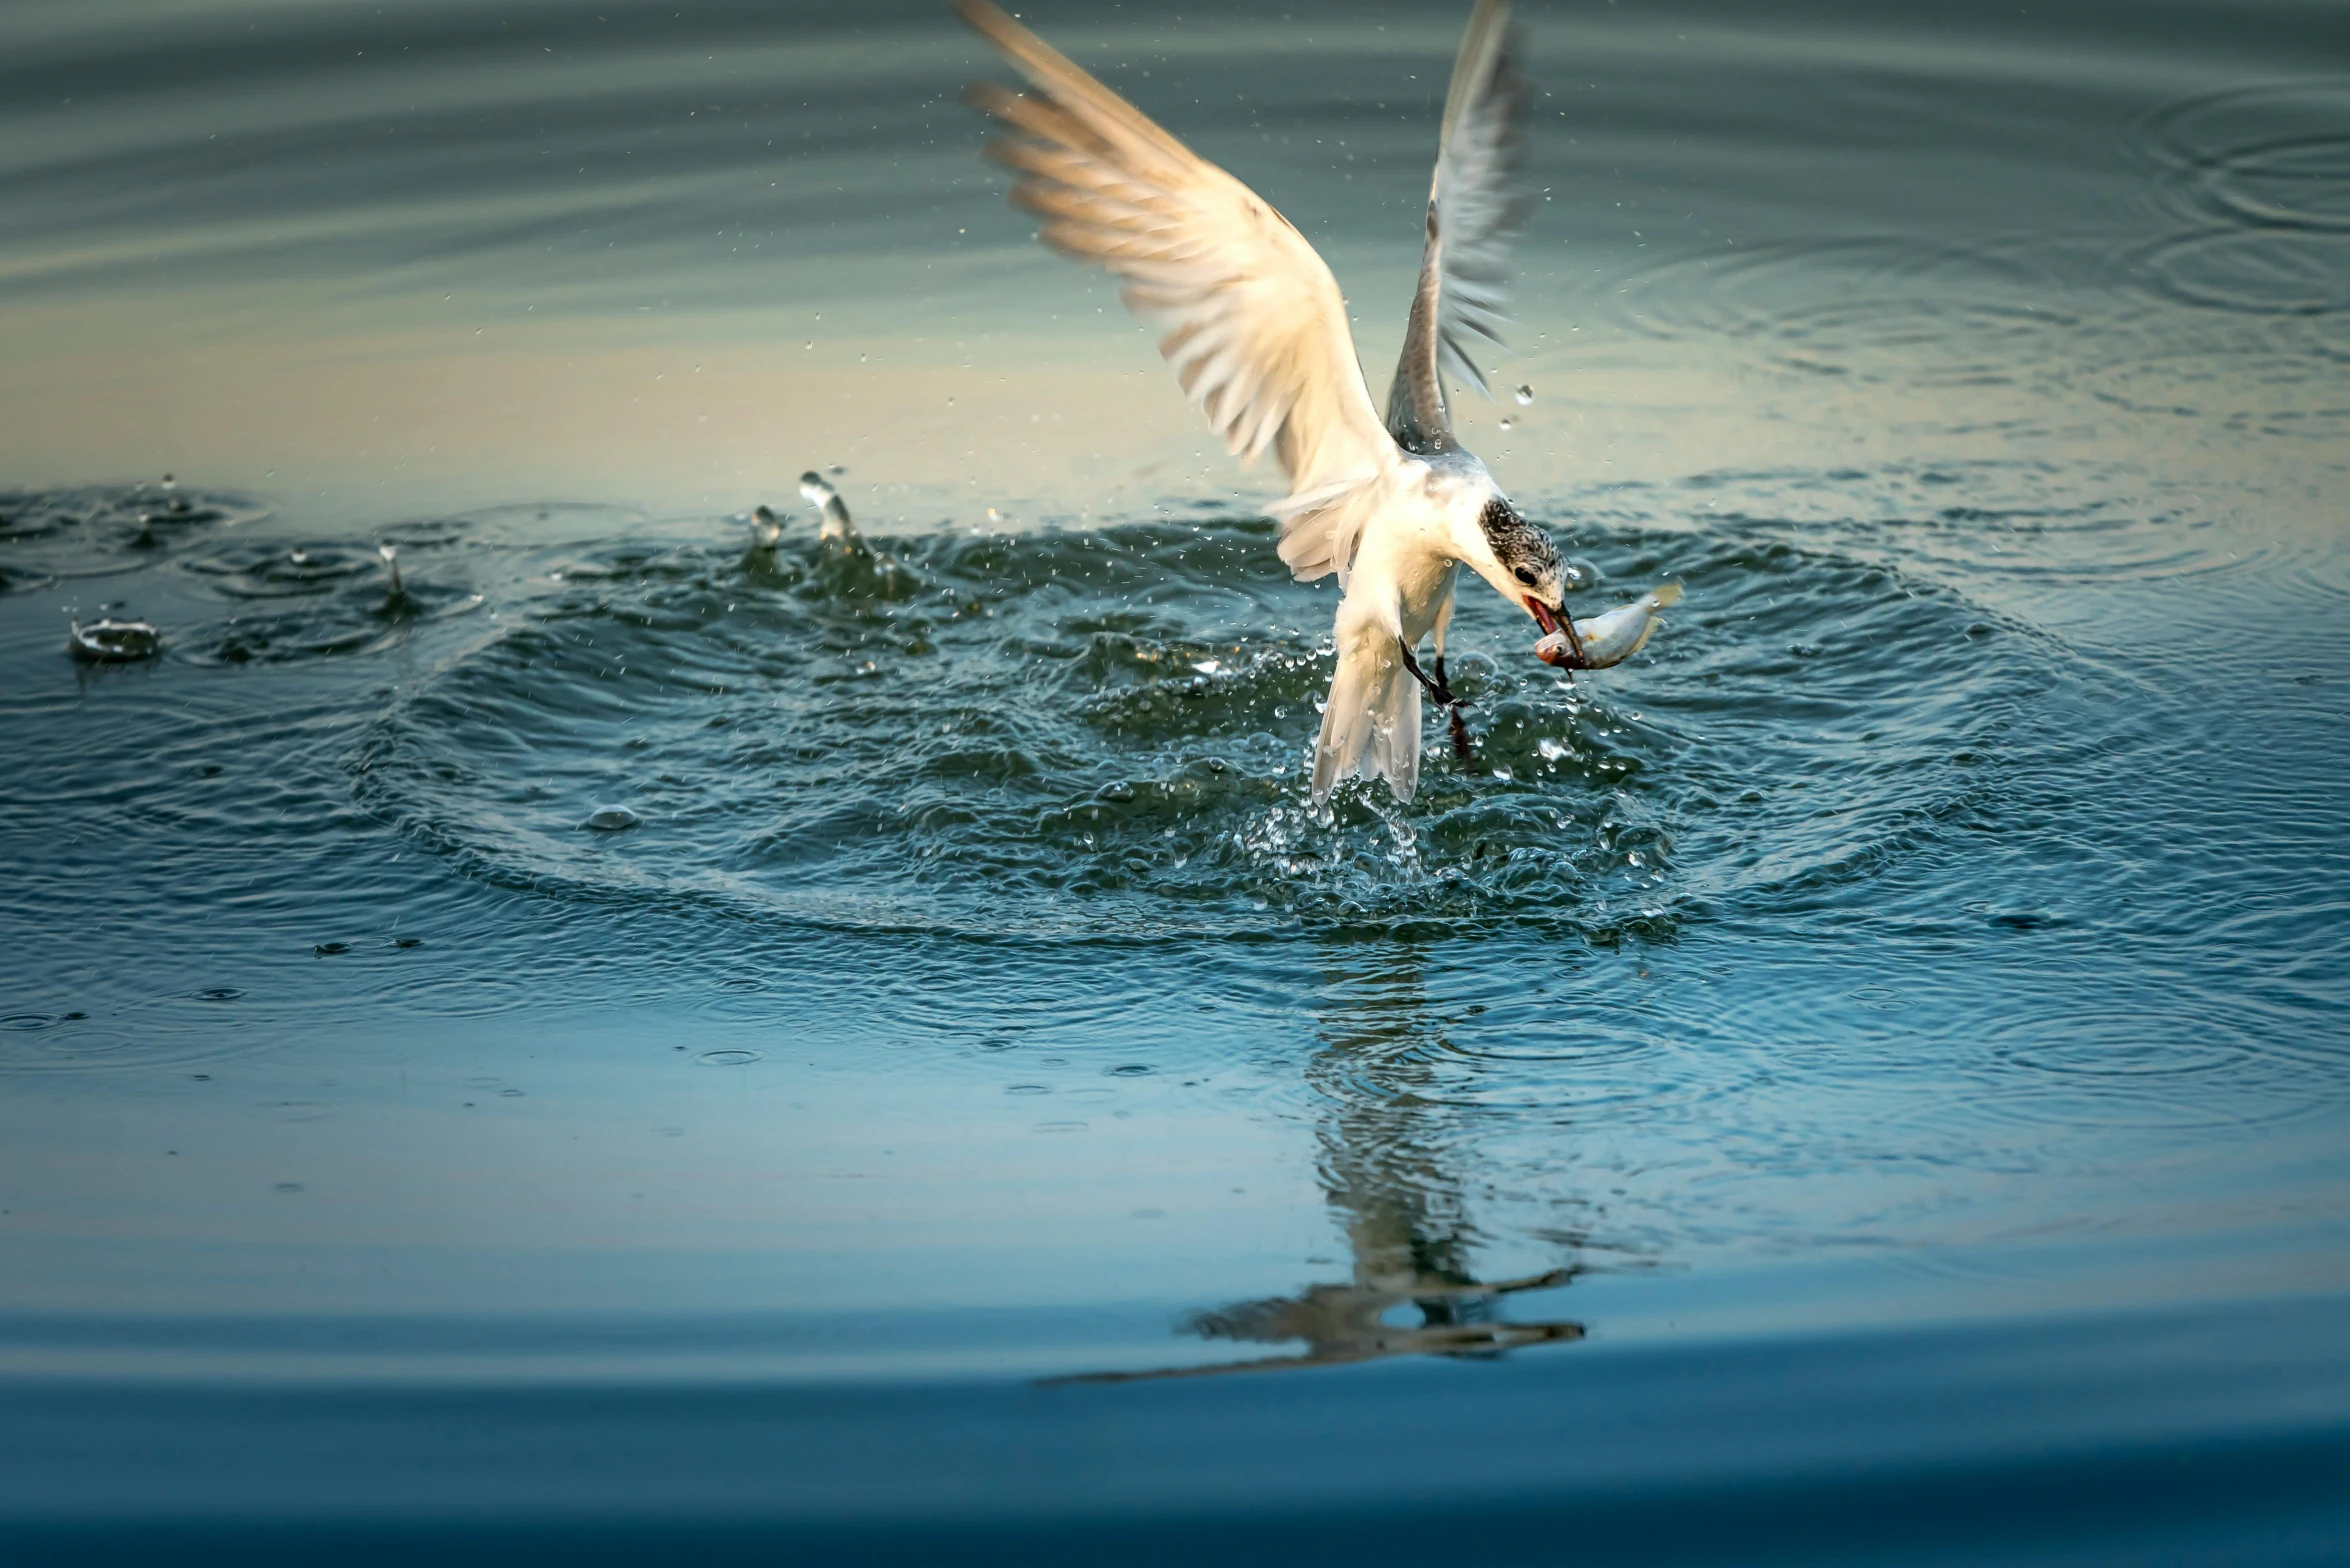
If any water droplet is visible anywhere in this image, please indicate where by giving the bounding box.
[1498,418,1512,430]
[1108,1064,1153,1077]
[582,806,642,832]
[697,1049,763,1066]
[1515,384,1534,405]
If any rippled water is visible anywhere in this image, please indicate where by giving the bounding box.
[2,0,2347,1559]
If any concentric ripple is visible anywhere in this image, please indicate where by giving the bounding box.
[1595,237,2085,387]
[2129,80,2350,318]
[2138,81,2350,235]
[0,482,266,584]
[350,506,2063,941]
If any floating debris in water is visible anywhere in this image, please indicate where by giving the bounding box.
[67,615,162,662]
[1515,385,1534,405]
[1533,583,1682,670]
[582,806,643,832]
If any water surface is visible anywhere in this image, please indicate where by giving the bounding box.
[1,0,2347,1559]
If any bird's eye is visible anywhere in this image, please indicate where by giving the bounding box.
[1512,565,1541,587]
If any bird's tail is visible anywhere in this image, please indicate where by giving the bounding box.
[1313,633,1422,803]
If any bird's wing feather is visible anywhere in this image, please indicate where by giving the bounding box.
[1386,0,1529,453]
[955,0,1397,583]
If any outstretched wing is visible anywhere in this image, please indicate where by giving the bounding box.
[955,0,1398,583]
[1386,0,1530,455]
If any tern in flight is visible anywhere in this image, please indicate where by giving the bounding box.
[957,0,1638,803]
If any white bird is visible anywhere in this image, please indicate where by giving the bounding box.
[957,0,1600,803]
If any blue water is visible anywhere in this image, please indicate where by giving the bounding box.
[2,1,2347,1561]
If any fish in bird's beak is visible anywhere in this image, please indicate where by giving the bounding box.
[1534,583,1682,670]
[1526,596,1585,666]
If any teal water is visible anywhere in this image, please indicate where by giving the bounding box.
[1,1,2347,1560]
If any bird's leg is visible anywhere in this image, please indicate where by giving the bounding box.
[1398,641,1476,767]
[1431,655,1475,762]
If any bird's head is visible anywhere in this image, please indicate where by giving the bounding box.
[1462,495,1576,637]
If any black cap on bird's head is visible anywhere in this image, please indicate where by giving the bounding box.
[1473,495,1577,636]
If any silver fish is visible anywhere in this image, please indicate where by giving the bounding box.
[1534,582,1681,669]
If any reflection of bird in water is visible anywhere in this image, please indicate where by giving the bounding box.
[1056,945,1586,1385]
[958,0,1678,801]
[1052,1268,1581,1385]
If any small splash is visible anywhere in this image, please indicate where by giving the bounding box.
[748,505,784,551]
[696,1049,763,1066]
[66,615,161,663]
[798,470,866,552]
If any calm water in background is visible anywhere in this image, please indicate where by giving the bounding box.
[2,0,2348,1559]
